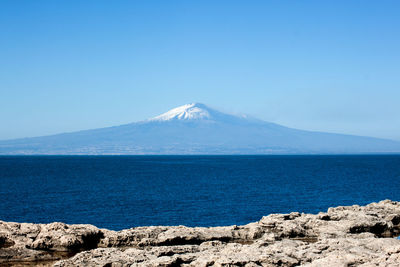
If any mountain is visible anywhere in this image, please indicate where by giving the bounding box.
[1,103,400,155]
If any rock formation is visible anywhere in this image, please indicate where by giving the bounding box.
[1,200,400,266]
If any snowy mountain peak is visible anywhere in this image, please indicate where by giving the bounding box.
[150,103,212,121]
[2,103,400,155]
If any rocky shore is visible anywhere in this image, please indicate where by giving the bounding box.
[1,200,400,266]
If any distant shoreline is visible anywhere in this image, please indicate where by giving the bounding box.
[1,153,400,156]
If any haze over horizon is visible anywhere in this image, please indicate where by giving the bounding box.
[1,103,400,155]
[1,1,399,141]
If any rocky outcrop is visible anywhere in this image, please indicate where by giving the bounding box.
[1,200,400,266]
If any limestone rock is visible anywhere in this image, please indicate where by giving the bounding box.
[1,200,400,266]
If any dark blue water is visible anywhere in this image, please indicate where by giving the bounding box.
[0,155,399,230]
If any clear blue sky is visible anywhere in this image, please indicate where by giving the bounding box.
[1,1,399,140]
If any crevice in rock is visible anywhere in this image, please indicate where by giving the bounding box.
[157,236,233,246]
[81,231,105,250]
[391,215,400,225]
[349,222,390,237]
[0,237,15,248]
[319,215,331,221]
[0,251,76,267]
[68,231,105,251]
[156,237,204,246]
[168,257,193,267]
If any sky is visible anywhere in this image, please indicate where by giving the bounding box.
[1,0,399,141]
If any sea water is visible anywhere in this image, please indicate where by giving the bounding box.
[0,155,399,230]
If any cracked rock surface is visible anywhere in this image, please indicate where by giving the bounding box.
[1,200,400,266]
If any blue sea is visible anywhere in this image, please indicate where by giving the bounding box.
[0,155,399,231]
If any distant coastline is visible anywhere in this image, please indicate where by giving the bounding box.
[1,104,400,155]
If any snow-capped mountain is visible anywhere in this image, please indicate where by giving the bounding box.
[150,103,213,121]
[149,103,258,124]
[1,103,400,154]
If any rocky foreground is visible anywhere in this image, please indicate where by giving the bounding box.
[1,201,400,266]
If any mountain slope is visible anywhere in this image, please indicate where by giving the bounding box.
[1,103,399,154]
